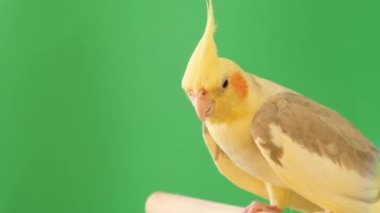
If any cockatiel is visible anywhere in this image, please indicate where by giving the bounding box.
[181,1,380,213]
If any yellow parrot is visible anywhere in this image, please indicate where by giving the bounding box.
[181,1,380,213]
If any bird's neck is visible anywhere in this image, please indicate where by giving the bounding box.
[207,72,290,125]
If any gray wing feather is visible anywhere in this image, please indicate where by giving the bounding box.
[252,92,379,177]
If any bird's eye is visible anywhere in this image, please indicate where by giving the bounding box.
[222,78,229,88]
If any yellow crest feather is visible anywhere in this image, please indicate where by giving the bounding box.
[182,0,221,91]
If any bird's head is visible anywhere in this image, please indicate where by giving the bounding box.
[182,0,250,123]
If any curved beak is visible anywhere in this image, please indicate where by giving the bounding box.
[191,90,215,121]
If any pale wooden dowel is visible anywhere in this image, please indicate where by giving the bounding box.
[145,192,269,213]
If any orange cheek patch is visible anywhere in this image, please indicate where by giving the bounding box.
[230,72,248,98]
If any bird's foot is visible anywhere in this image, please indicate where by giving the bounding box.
[243,201,282,213]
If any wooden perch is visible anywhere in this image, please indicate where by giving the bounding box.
[145,192,269,213]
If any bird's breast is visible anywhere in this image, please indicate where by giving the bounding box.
[205,119,286,187]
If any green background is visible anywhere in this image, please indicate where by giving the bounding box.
[1,0,379,212]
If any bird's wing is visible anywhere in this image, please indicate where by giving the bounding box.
[251,91,380,212]
[202,124,323,212]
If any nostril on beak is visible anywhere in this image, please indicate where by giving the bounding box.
[200,89,208,97]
